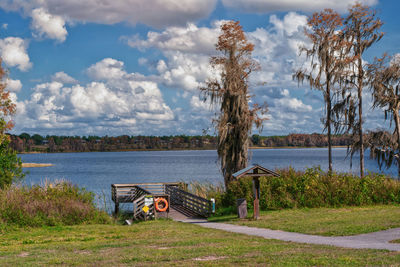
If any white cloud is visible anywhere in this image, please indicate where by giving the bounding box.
[257,86,317,134]
[259,92,320,135]
[126,21,223,92]
[190,95,215,113]
[123,22,221,54]
[248,12,310,88]
[87,58,126,81]
[269,12,307,36]
[275,97,312,113]
[222,0,378,14]
[0,37,32,71]
[51,71,77,84]
[14,58,175,135]
[31,7,67,42]
[0,0,217,30]
[157,52,216,91]
[6,78,22,92]
[264,88,290,99]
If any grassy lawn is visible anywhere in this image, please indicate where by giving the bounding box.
[0,220,400,266]
[209,205,400,236]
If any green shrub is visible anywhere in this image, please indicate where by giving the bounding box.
[0,130,24,189]
[227,168,400,210]
[0,181,111,228]
[194,167,400,212]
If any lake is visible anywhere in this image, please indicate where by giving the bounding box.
[19,148,397,199]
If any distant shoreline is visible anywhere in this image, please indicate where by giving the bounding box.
[18,146,349,154]
[251,145,348,149]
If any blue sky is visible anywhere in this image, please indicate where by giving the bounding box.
[0,0,398,136]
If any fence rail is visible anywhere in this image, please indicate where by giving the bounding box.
[165,185,212,217]
[111,182,181,214]
[133,186,154,220]
[112,182,211,218]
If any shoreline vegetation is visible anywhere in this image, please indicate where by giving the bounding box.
[10,133,351,154]
[190,167,400,212]
[0,181,110,229]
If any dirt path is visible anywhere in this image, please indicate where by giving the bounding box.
[177,219,400,251]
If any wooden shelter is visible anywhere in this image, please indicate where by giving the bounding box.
[232,164,279,219]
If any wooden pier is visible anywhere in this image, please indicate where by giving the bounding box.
[111,182,213,220]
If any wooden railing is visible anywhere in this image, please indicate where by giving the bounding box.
[111,182,211,218]
[133,186,154,220]
[111,182,181,214]
[165,185,212,217]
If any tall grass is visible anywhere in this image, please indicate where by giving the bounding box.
[189,167,400,212]
[0,181,111,229]
[188,181,225,199]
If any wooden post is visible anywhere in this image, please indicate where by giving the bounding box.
[153,202,157,220]
[114,201,119,216]
[133,201,136,219]
[252,177,260,220]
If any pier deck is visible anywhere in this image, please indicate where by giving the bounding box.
[111,182,212,220]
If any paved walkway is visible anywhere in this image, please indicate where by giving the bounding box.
[177,219,400,251]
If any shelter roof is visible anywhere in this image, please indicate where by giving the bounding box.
[232,164,279,178]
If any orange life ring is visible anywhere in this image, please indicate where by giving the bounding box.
[155,197,168,212]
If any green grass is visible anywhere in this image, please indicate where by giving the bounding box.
[1,220,400,266]
[209,205,400,236]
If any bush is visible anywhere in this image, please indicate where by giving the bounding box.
[0,130,24,189]
[195,167,400,212]
[0,181,111,228]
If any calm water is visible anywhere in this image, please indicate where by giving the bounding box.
[19,148,397,198]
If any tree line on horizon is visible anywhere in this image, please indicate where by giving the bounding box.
[8,133,350,153]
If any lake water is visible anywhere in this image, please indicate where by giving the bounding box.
[19,148,397,199]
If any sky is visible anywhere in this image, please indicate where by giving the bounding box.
[0,0,399,137]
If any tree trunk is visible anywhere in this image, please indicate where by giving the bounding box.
[358,82,364,178]
[326,77,333,173]
[394,105,400,178]
[357,39,365,178]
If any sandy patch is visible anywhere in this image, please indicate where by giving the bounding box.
[74,250,91,255]
[193,256,227,261]
[18,252,30,257]
[22,163,53,168]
